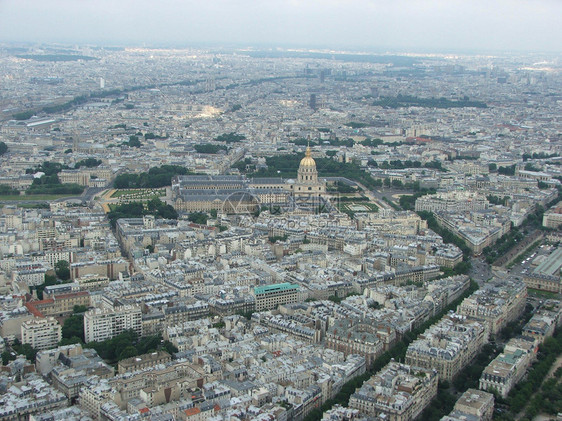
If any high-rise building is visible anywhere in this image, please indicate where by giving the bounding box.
[309,94,317,110]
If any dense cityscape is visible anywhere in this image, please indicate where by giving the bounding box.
[0,42,561,421]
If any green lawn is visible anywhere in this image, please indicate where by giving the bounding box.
[15,203,49,209]
[111,188,165,198]
[0,194,77,201]
[338,202,379,213]
[527,288,560,299]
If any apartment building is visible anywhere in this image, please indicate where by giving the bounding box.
[84,304,142,343]
[118,351,172,374]
[252,283,299,311]
[479,349,528,398]
[415,191,489,213]
[443,389,494,421]
[457,279,527,336]
[349,362,438,420]
[25,290,90,318]
[21,316,62,350]
[325,318,385,368]
[405,314,488,381]
[542,201,562,229]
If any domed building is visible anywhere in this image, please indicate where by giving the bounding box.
[291,145,326,197]
[171,145,327,213]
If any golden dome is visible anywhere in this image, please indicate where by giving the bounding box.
[299,146,316,167]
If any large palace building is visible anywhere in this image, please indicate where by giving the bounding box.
[170,146,327,213]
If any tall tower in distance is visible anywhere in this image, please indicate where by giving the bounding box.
[309,94,317,111]
[100,77,105,89]
[205,78,216,92]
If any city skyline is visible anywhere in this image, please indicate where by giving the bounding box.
[1,0,561,53]
[0,2,561,418]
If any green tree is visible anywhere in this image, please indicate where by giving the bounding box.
[193,144,227,154]
[113,165,191,189]
[188,212,208,225]
[538,181,549,189]
[12,343,38,362]
[269,235,288,243]
[162,341,179,354]
[55,260,70,281]
[73,305,88,313]
[214,132,246,143]
[498,164,516,176]
[2,350,15,365]
[0,142,7,155]
[119,346,138,361]
[12,111,34,120]
[32,274,58,300]
[75,158,102,168]
[0,185,20,196]
[127,135,141,148]
[59,337,83,346]
[525,163,540,172]
[136,335,161,354]
[62,315,84,342]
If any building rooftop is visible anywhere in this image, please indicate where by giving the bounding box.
[254,283,299,295]
[533,247,562,277]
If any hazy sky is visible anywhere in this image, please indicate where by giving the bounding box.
[0,0,560,53]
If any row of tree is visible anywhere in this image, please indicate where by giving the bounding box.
[245,153,381,190]
[488,163,516,175]
[522,152,558,161]
[113,165,192,189]
[495,328,562,419]
[372,94,487,109]
[27,175,84,195]
[75,158,102,168]
[417,210,472,257]
[107,198,178,227]
[0,185,20,196]
[214,132,246,143]
[194,144,228,154]
[482,201,551,264]
[85,330,177,363]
